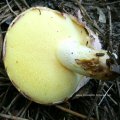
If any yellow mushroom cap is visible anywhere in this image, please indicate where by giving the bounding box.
[3,7,90,104]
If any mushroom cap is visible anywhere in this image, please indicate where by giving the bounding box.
[3,7,91,104]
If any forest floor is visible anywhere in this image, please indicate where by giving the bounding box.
[0,0,120,120]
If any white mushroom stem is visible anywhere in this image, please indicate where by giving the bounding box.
[57,39,116,80]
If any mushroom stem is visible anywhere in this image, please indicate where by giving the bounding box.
[57,39,116,80]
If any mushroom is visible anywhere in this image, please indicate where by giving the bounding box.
[3,7,117,104]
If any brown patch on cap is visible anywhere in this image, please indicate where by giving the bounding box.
[75,58,118,80]
[31,7,41,14]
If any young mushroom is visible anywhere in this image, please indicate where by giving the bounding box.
[3,7,117,104]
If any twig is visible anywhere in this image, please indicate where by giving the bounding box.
[0,83,10,86]
[5,0,17,16]
[35,106,40,120]
[0,27,3,58]
[16,105,26,117]
[0,1,12,13]
[0,92,5,98]
[107,6,115,59]
[0,85,11,109]
[0,113,28,120]
[116,80,120,98]
[0,13,12,19]
[0,68,7,77]
[81,1,120,6]
[13,0,23,12]
[74,0,92,20]
[104,82,115,93]
[56,105,95,120]
[116,79,120,120]
[0,2,4,5]
[113,34,120,37]
[102,89,118,105]
[95,105,99,120]
[98,83,114,106]
[74,0,103,35]
[27,110,33,120]
[0,77,9,81]
[20,0,29,8]
[1,3,13,15]
[107,6,113,52]
[104,97,116,119]
[44,110,55,120]
[0,15,12,25]
[20,101,32,117]
[87,81,104,120]
[107,6,120,74]
[3,93,20,113]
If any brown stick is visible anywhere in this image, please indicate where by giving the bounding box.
[0,113,28,120]
[56,105,96,120]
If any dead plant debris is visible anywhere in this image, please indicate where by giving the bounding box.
[0,0,120,120]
